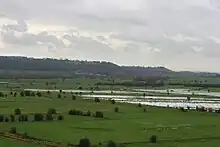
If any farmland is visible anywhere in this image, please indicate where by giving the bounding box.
[1,87,220,147]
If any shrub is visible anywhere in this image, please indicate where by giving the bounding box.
[114,107,119,113]
[57,115,64,120]
[10,115,15,122]
[10,127,17,134]
[72,95,76,100]
[48,108,57,114]
[59,89,62,93]
[107,140,117,147]
[95,111,104,118]
[31,92,35,97]
[13,92,17,97]
[0,115,4,122]
[5,117,9,122]
[57,94,61,99]
[20,92,24,97]
[14,108,21,115]
[47,91,51,94]
[24,91,31,96]
[111,99,116,104]
[46,113,53,121]
[138,103,142,107]
[150,135,157,143]
[34,113,44,121]
[79,138,91,147]
[10,92,13,95]
[95,98,100,103]
[86,111,91,116]
[0,92,4,97]
[36,92,42,97]
[143,108,146,112]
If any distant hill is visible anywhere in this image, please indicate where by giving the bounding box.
[0,56,218,78]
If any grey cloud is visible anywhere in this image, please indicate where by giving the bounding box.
[1,29,65,48]
[2,20,27,32]
[1,0,220,71]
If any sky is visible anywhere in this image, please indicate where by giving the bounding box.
[0,0,220,72]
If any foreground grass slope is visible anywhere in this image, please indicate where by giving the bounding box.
[1,95,220,147]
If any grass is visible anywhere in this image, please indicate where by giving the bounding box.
[1,94,220,147]
[0,139,42,147]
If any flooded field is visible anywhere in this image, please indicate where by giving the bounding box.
[134,88,220,97]
[25,88,220,110]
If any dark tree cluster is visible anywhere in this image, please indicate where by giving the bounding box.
[68,109,104,118]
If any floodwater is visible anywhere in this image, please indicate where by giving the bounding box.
[25,88,220,109]
[134,88,220,97]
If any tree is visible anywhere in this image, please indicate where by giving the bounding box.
[20,91,24,97]
[57,94,61,99]
[72,95,76,100]
[0,92,4,97]
[0,115,4,122]
[79,138,91,147]
[13,92,17,97]
[34,113,44,121]
[36,91,42,97]
[48,108,57,114]
[187,96,191,101]
[10,115,15,122]
[24,91,31,96]
[138,103,142,107]
[10,127,17,134]
[95,98,100,103]
[111,99,116,104]
[5,117,9,122]
[107,140,117,147]
[14,108,21,115]
[57,115,64,120]
[150,135,157,143]
[114,107,119,113]
[95,111,104,118]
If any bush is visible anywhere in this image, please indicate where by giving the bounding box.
[10,92,13,95]
[79,138,91,147]
[111,99,116,104]
[10,115,15,122]
[138,103,142,107]
[46,113,53,121]
[57,94,61,99]
[114,107,119,113]
[20,92,24,97]
[72,95,76,100]
[36,92,42,97]
[0,92,4,97]
[95,98,100,103]
[48,108,57,114]
[34,113,44,121]
[31,92,35,97]
[95,111,104,118]
[5,117,9,122]
[57,115,64,120]
[0,115,4,122]
[14,108,21,115]
[86,111,91,116]
[14,92,17,97]
[10,127,17,134]
[24,91,31,96]
[59,90,62,93]
[150,135,157,143]
[107,140,117,147]
[143,108,146,112]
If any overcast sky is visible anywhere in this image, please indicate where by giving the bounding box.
[1,0,220,72]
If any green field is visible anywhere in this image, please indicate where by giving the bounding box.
[1,77,220,147]
[1,94,220,147]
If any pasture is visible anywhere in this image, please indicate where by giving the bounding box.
[1,92,220,147]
